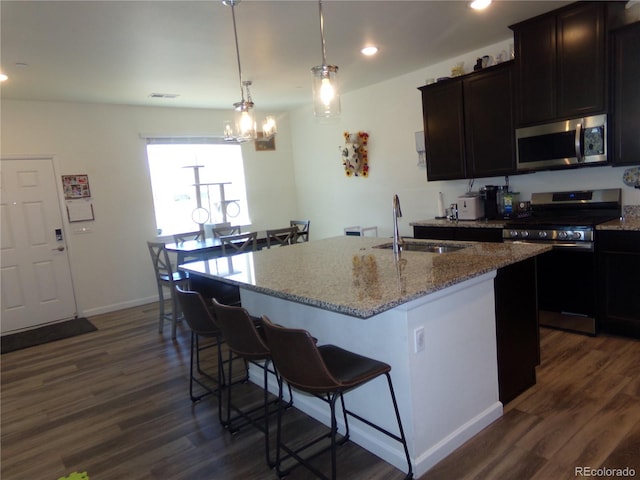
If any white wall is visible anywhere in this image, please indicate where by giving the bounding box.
[290,38,640,240]
[2,37,638,317]
[1,100,296,316]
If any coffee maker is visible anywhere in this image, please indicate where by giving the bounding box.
[480,186,499,219]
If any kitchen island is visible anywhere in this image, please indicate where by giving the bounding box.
[180,236,550,476]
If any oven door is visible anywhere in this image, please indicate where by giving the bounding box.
[536,248,598,335]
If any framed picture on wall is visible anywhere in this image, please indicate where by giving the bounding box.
[255,132,276,151]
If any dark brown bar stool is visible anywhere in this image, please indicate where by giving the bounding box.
[261,316,413,480]
[209,298,292,468]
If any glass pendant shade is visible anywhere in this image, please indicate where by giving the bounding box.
[235,101,257,141]
[312,64,340,117]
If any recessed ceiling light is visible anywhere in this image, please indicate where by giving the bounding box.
[0,73,8,82]
[361,46,378,56]
[470,0,492,10]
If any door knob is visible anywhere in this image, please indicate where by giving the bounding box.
[52,245,65,252]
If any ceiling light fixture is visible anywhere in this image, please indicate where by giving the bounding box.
[222,0,276,142]
[311,0,340,118]
[470,0,492,10]
[361,46,378,56]
[0,73,8,82]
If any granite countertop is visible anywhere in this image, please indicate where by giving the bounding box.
[411,219,506,228]
[181,236,550,319]
[596,205,640,232]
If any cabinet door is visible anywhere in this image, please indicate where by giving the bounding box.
[556,3,606,117]
[463,63,516,177]
[598,230,640,338]
[513,15,556,125]
[612,22,640,166]
[421,80,466,180]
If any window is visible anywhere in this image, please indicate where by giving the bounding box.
[146,141,250,236]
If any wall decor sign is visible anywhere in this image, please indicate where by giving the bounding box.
[341,131,369,177]
[62,174,95,222]
[255,131,276,151]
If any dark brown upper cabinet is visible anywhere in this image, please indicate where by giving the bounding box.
[510,2,607,126]
[419,61,515,181]
[610,22,640,166]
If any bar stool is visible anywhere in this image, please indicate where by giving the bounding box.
[209,298,293,468]
[261,316,413,480]
[175,286,227,403]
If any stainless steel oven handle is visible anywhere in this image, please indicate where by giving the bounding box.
[504,239,594,252]
[575,121,584,162]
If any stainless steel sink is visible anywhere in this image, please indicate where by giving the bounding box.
[374,241,468,253]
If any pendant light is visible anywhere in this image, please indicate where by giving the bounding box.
[223,0,276,142]
[311,0,340,118]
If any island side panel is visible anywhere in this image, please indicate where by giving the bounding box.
[240,271,502,478]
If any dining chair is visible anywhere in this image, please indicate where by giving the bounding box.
[209,298,293,467]
[261,316,413,480]
[266,226,298,248]
[211,222,241,239]
[290,220,310,242]
[146,241,190,340]
[220,231,257,256]
[173,230,205,243]
[173,230,206,262]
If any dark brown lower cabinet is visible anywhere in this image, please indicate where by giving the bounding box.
[597,230,640,338]
[495,257,539,404]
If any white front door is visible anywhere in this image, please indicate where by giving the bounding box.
[1,157,77,333]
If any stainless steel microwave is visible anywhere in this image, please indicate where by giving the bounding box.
[516,114,607,172]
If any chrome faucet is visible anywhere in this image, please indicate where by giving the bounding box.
[392,194,403,255]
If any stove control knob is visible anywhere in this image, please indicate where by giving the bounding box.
[520,231,529,238]
[509,230,519,238]
[572,231,582,240]
[558,231,568,239]
[538,231,548,239]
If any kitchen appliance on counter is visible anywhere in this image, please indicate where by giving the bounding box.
[516,114,607,172]
[480,186,500,219]
[502,188,621,335]
[457,193,484,220]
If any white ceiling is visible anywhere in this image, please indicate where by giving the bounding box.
[1,0,572,112]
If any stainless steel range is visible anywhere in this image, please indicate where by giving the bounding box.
[503,188,621,335]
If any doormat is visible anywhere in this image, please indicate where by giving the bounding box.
[1,318,97,354]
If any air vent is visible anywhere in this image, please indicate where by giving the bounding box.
[149,93,180,99]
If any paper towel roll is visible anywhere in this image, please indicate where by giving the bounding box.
[437,192,445,218]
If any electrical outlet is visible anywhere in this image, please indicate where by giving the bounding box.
[414,327,425,353]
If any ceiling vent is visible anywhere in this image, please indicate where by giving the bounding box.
[149,93,180,99]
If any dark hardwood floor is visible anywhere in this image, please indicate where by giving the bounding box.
[1,302,639,479]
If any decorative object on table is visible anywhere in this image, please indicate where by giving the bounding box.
[255,130,276,151]
[415,131,426,168]
[474,57,483,71]
[340,131,369,177]
[311,0,340,118]
[451,62,464,77]
[622,166,640,189]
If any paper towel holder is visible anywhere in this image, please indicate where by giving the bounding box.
[415,131,426,168]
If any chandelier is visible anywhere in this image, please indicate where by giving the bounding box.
[311,0,340,118]
[223,0,277,142]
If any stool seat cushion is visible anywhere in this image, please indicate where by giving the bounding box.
[319,345,391,389]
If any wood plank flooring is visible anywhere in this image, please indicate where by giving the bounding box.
[1,303,639,479]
